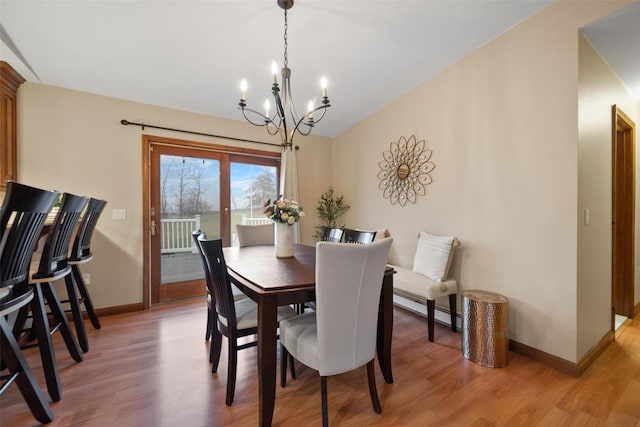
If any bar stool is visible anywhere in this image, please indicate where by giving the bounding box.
[0,181,58,423]
[60,197,106,353]
[15,192,88,402]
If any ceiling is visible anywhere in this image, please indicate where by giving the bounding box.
[1,1,638,138]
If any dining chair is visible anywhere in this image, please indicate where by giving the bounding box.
[197,236,296,405]
[192,230,216,343]
[343,228,377,244]
[279,237,393,426]
[14,192,88,402]
[320,226,344,243]
[62,197,107,352]
[0,181,58,423]
[235,223,274,247]
[193,230,248,344]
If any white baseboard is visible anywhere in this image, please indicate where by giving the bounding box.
[392,294,462,330]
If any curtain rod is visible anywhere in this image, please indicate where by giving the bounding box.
[120,119,294,149]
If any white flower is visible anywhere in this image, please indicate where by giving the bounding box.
[287,216,296,224]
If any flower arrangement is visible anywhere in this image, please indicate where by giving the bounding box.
[264,196,305,225]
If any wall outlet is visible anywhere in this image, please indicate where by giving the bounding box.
[83,273,91,285]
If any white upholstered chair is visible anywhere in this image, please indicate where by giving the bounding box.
[279,238,393,426]
[235,223,274,247]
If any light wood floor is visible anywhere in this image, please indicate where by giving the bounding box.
[1,299,640,426]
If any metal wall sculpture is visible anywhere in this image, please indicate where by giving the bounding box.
[377,135,435,206]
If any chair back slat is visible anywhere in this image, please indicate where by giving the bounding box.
[198,237,237,332]
[343,228,377,244]
[192,230,212,295]
[69,198,107,261]
[321,226,344,243]
[35,193,88,277]
[0,182,59,288]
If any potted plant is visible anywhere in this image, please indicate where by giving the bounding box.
[314,186,350,239]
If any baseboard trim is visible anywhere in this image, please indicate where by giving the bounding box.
[576,330,615,376]
[635,302,640,317]
[94,303,145,318]
[393,294,610,378]
[508,340,579,377]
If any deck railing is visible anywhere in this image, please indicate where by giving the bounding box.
[161,215,201,254]
[241,215,272,225]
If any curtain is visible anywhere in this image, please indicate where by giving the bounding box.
[279,144,300,243]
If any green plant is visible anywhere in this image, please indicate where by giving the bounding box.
[314,187,350,238]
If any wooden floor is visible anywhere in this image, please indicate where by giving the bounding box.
[2,300,640,426]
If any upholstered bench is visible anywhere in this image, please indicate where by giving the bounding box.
[391,266,457,342]
[391,231,460,342]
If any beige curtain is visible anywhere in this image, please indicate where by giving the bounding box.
[279,144,300,243]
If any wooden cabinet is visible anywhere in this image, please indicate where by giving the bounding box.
[1,61,26,189]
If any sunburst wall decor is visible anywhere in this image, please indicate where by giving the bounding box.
[377,135,435,206]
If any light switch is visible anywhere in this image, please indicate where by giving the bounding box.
[112,208,127,220]
[584,208,590,225]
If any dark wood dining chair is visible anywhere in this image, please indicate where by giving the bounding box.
[197,236,296,405]
[280,238,393,426]
[63,197,107,352]
[320,226,344,243]
[14,192,88,402]
[0,181,58,423]
[343,228,377,244]
[192,230,218,347]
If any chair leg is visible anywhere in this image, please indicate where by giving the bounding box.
[210,329,222,370]
[321,376,329,427]
[0,318,54,424]
[205,306,213,341]
[41,282,83,362]
[64,274,89,353]
[30,284,62,402]
[366,360,382,413]
[289,353,296,379]
[426,299,435,342]
[225,338,237,406]
[449,294,457,332]
[280,344,288,387]
[71,265,101,329]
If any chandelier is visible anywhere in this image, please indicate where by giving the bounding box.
[238,0,330,148]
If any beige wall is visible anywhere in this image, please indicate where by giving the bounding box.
[331,1,632,363]
[577,33,639,357]
[11,0,638,365]
[16,83,331,309]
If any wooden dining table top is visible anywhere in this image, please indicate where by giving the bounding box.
[223,243,317,292]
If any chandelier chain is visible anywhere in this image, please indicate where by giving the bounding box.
[283,9,288,68]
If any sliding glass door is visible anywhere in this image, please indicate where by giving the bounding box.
[147,138,279,304]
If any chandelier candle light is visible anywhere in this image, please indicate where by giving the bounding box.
[238,0,330,148]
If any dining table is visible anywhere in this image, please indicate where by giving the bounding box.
[222,243,396,427]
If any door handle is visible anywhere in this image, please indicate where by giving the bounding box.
[151,219,158,236]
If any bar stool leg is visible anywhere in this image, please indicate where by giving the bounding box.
[41,282,83,362]
[1,318,54,424]
[31,284,62,402]
[65,274,89,352]
[72,265,101,329]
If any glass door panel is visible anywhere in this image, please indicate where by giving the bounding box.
[230,161,278,246]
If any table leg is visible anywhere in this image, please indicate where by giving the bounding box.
[377,271,394,383]
[257,296,278,427]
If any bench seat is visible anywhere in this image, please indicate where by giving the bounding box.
[390,264,457,342]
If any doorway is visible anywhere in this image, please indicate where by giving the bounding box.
[611,105,636,327]
[142,135,280,307]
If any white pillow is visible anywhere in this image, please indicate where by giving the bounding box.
[412,231,456,282]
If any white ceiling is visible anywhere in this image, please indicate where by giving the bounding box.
[1,1,638,138]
